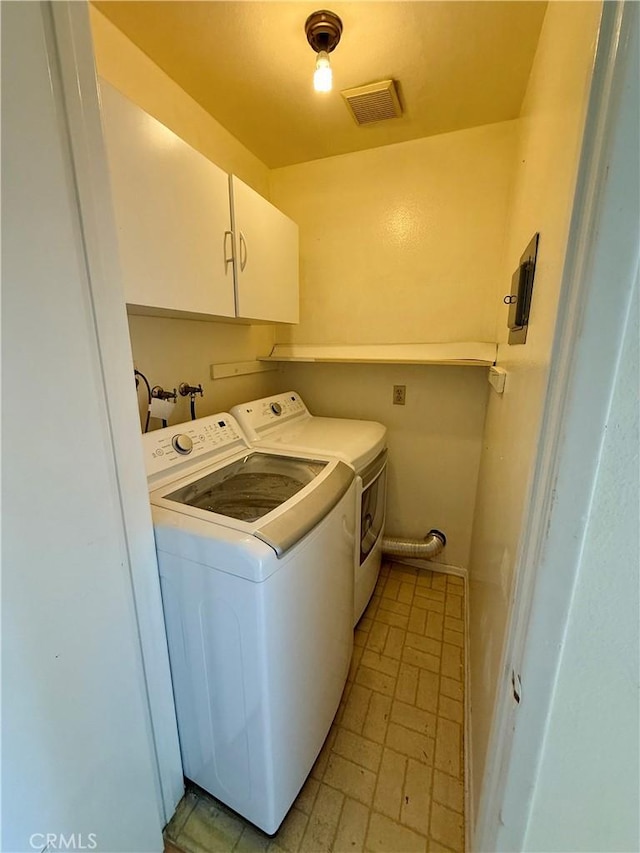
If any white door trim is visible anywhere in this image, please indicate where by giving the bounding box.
[474,2,639,849]
[49,1,184,821]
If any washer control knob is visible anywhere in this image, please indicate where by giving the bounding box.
[172,433,193,455]
[270,402,282,416]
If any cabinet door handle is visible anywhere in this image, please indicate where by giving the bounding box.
[224,230,234,273]
[239,231,248,271]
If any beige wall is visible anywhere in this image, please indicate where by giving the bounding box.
[282,364,489,567]
[266,116,519,569]
[467,0,602,814]
[129,316,283,428]
[269,120,517,346]
[90,7,278,425]
[280,362,489,570]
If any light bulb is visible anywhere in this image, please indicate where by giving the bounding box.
[313,50,332,92]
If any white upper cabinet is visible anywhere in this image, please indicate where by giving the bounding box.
[230,176,299,324]
[100,82,236,318]
[99,83,299,324]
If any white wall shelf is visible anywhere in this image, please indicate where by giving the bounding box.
[210,360,279,380]
[260,342,497,366]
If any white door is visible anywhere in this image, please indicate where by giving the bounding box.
[100,81,236,318]
[2,4,167,850]
[230,175,299,323]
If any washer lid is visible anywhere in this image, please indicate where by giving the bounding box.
[254,417,387,471]
[164,452,327,523]
[151,451,354,557]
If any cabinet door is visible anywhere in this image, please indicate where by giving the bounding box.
[100,82,236,318]
[230,176,299,323]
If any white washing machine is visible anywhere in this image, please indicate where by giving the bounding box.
[231,392,387,625]
[142,413,356,834]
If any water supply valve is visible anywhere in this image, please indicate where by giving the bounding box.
[151,385,177,402]
[179,383,204,398]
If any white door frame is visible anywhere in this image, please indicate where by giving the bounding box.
[48,2,184,822]
[474,2,639,849]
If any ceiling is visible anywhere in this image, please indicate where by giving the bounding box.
[93,1,548,169]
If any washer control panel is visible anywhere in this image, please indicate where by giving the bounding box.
[143,413,246,478]
[232,392,308,438]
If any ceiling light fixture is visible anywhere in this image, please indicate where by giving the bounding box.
[305,10,343,93]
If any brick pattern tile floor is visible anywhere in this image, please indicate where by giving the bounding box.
[165,562,466,853]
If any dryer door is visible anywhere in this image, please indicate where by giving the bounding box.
[360,451,387,564]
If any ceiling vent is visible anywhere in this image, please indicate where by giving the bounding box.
[341,80,402,126]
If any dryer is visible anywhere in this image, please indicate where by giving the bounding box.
[142,413,355,834]
[231,392,387,625]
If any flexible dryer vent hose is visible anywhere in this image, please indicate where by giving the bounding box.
[381,529,447,561]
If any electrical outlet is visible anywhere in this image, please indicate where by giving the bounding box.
[393,384,406,405]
